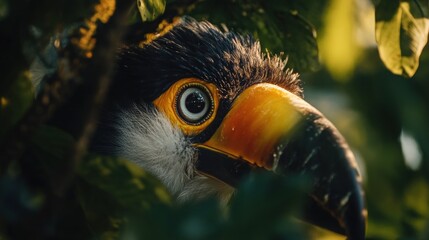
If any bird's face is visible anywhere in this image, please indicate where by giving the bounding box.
[93,17,366,239]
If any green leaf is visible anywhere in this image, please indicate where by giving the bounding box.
[30,125,74,163]
[76,178,126,240]
[0,175,45,223]
[78,154,171,211]
[137,0,166,22]
[224,173,309,239]
[273,11,319,72]
[402,178,429,238]
[0,0,8,20]
[122,199,223,240]
[27,125,75,190]
[0,73,33,140]
[121,173,309,240]
[375,0,429,77]
[188,0,320,72]
[77,155,172,239]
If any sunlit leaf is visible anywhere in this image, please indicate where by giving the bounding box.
[402,178,429,238]
[319,0,361,81]
[137,0,166,22]
[375,0,429,77]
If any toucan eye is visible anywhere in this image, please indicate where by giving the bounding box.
[153,78,218,135]
[176,84,214,124]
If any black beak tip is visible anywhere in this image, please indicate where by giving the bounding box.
[302,189,366,240]
[343,193,367,240]
[277,114,367,239]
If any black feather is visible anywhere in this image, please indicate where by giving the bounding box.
[111,16,302,105]
[91,16,303,151]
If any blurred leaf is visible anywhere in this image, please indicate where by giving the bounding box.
[0,73,33,140]
[260,1,320,72]
[0,175,44,224]
[30,125,74,163]
[375,0,429,77]
[0,0,98,93]
[16,0,97,35]
[77,155,172,239]
[225,173,309,239]
[76,178,126,240]
[402,178,429,238]
[319,0,361,81]
[122,199,223,240]
[78,154,171,210]
[266,0,330,30]
[122,173,309,240]
[270,11,319,72]
[188,0,319,72]
[0,0,8,20]
[26,125,75,188]
[137,0,166,22]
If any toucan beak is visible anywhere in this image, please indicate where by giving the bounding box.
[195,83,366,240]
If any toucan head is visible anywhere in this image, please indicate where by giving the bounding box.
[91,17,366,239]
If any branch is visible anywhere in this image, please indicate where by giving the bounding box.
[0,0,134,184]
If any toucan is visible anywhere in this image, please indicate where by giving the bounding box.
[86,17,367,239]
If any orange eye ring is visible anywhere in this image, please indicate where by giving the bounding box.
[153,78,219,136]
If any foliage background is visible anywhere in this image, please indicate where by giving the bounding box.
[0,0,429,239]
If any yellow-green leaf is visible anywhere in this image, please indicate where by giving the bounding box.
[137,0,166,22]
[319,0,361,81]
[375,0,429,78]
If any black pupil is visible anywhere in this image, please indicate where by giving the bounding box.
[185,90,206,114]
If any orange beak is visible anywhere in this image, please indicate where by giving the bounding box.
[195,83,366,240]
